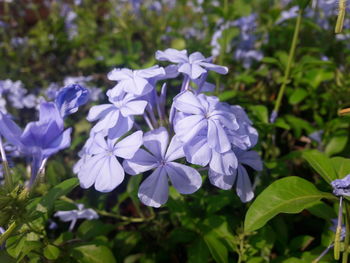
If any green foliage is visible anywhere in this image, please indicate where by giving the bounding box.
[244,176,334,232]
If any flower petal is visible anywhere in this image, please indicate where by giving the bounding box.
[143,127,169,158]
[207,119,231,153]
[183,135,211,166]
[114,130,143,159]
[120,100,148,116]
[236,165,254,203]
[166,162,202,194]
[209,149,237,175]
[174,115,206,143]
[87,104,115,122]
[173,91,205,115]
[138,167,169,208]
[155,48,188,63]
[208,169,236,190]
[123,149,158,175]
[78,153,106,189]
[95,156,124,192]
[165,136,184,162]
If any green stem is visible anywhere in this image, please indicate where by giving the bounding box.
[273,9,303,117]
[342,201,350,263]
[0,222,17,245]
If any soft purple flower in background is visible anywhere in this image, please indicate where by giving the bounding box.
[173,91,238,153]
[0,102,71,184]
[55,84,90,118]
[331,174,350,196]
[209,149,262,202]
[46,83,60,100]
[77,131,143,192]
[54,204,98,231]
[107,66,165,97]
[156,48,228,79]
[123,127,202,208]
[60,4,78,40]
[87,91,147,139]
[276,6,299,24]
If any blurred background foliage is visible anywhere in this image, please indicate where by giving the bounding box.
[1,0,350,262]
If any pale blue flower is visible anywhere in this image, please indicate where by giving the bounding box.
[87,91,147,139]
[173,91,238,153]
[331,174,350,196]
[107,66,165,97]
[123,127,202,208]
[54,204,98,231]
[155,48,228,79]
[77,131,143,192]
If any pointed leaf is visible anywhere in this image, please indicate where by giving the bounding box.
[302,150,338,183]
[244,176,334,232]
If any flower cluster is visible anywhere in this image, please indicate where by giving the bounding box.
[75,48,262,208]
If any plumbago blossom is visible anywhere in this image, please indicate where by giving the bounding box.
[0,84,89,187]
[75,48,262,207]
[54,204,98,231]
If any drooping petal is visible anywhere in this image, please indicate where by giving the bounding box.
[165,136,184,162]
[166,162,202,194]
[236,150,263,171]
[123,149,158,175]
[138,167,169,208]
[94,156,124,192]
[208,169,236,190]
[114,130,143,159]
[143,127,169,159]
[209,149,238,175]
[236,165,254,202]
[183,135,211,166]
[38,102,64,128]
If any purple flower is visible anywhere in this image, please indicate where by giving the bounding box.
[54,204,98,231]
[76,131,143,192]
[55,84,90,117]
[87,91,147,139]
[173,91,238,153]
[123,127,202,208]
[331,174,350,196]
[155,48,228,79]
[0,102,71,181]
[107,66,165,97]
[209,149,262,202]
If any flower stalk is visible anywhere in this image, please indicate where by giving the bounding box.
[272,9,303,122]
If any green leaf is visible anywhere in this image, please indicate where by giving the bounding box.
[288,88,308,105]
[40,178,79,212]
[302,150,338,183]
[203,232,228,263]
[71,244,116,263]
[244,176,334,232]
[249,105,268,123]
[325,130,348,156]
[188,238,209,263]
[331,157,350,178]
[43,245,60,260]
